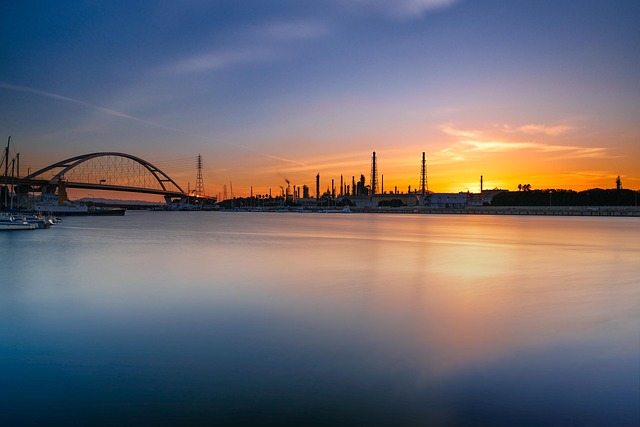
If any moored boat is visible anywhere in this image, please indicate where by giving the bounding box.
[0,214,36,230]
[23,213,54,229]
[31,193,125,216]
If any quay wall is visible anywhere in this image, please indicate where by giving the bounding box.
[351,206,640,217]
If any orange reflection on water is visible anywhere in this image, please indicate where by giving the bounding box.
[226,214,640,378]
[52,212,639,382]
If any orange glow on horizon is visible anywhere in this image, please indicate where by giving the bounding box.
[196,120,639,197]
[21,120,640,201]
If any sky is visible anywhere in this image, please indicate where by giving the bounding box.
[1,0,639,198]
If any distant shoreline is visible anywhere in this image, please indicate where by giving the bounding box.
[218,206,640,217]
[386,206,640,217]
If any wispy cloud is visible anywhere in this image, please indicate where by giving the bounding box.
[0,81,321,172]
[459,140,537,152]
[431,147,465,163]
[343,0,461,19]
[440,124,482,139]
[238,144,311,170]
[443,122,577,139]
[498,123,577,137]
[160,19,329,76]
[395,0,461,18]
[441,123,610,159]
[262,151,370,176]
[163,49,275,75]
[459,139,608,158]
[261,21,329,40]
[559,147,609,158]
[0,81,191,135]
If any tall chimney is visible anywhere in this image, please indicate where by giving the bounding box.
[370,151,378,196]
[421,152,426,195]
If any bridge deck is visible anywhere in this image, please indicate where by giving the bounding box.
[12,178,192,198]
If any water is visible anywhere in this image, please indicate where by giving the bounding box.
[1,211,638,426]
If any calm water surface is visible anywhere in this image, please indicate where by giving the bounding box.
[1,211,639,426]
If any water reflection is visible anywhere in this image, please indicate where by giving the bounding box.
[1,212,638,425]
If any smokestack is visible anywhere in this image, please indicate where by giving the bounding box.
[421,152,427,195]
[480,175,483,193]
[370,151,378,196]
[316,173,320,200]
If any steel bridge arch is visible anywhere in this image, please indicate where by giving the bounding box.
[24,152,185,194]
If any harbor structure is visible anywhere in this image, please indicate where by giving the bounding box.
[422,192,469,208]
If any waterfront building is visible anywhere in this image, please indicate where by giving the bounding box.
[422,193,469,208]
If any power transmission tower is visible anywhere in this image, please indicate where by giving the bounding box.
[194,154,205,196]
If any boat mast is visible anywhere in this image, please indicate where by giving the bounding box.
[3,136,10,209]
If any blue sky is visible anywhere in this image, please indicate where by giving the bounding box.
[1,0,639,196]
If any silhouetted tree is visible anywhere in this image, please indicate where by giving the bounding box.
[491,188,637,206]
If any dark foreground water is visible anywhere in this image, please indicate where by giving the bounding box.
[1,211,638,426]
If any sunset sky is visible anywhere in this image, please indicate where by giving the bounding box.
[1,0,639,198]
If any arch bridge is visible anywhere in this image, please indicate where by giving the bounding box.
[17,152,191,200]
